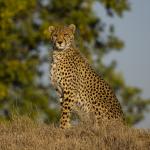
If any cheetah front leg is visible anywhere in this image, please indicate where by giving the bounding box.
[55,85,64,103]
[60,93,76,129]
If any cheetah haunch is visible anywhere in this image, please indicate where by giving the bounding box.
[48,24,125,129]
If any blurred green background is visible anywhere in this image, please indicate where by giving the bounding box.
[0,0,150,126]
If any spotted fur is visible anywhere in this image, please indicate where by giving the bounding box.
[48,24,125,129]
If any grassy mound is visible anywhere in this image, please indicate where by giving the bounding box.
[0,117,150,150]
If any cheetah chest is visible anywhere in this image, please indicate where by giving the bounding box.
[50,53,63,99]
[50,62,57,86]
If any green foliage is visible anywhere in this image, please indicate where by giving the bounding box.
[0,0,58,122]
[0,0,149,125]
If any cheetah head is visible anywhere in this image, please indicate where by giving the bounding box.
[48,24,76,50]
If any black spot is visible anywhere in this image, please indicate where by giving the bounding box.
[64,106,68,109]
[92,101,96,104]
[63,112,67,115]
[65,98,68,101]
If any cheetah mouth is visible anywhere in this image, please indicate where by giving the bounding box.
[55,42,66,50]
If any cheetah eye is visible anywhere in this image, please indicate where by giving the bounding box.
[53,34,57,38]
[64,33,68,36]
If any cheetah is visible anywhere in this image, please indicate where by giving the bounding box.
[48,24,125,129]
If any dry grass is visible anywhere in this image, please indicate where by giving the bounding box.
[0,116,150,150]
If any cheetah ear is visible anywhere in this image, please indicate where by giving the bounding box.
[69,24,76,33]
[48,26,55,34]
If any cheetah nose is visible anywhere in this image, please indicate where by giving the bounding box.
[58,41,62,44]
